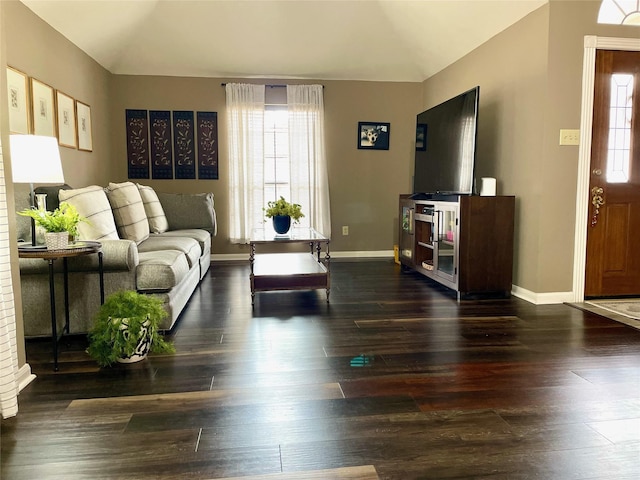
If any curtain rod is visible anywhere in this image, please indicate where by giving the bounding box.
[220,83,324,88]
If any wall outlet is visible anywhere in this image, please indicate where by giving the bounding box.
[559,129,580,146]
[342,226,349,236]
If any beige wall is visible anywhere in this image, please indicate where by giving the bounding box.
[3,1,113,187]
[422,0,640,295]
[110,76,421,255]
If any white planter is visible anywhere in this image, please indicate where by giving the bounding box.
[114,316,152,364]
[44,231,69,250]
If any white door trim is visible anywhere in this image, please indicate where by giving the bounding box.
[573,36,640,302]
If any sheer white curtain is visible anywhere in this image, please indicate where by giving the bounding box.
[287,85,331,237]
[226,83,265,244]
[0,142,20,419]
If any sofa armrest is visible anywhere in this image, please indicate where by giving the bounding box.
[157,192,217,236]
[19,239,139,274]
[100,239,140,270]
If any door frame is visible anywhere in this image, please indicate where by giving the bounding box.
[573,36,640,302]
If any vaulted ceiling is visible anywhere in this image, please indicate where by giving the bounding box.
[21,0,548,82]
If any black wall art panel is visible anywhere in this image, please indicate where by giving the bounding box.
[126,109,150,179]
[173,111,196,179]
[197,111,219,180]
[126,109,219,181]
[149,110,173,179]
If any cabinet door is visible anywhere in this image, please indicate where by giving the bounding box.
[434,203,458,284]
[458,196,515,296]
[398,199,415,266]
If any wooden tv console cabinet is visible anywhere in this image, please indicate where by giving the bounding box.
[399,194,515,299]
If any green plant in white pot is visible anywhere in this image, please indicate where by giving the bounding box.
[87,290,175,367]
[17,201,86,248]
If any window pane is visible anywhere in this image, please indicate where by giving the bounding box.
[606,74,633,184]
[264,106,291,203]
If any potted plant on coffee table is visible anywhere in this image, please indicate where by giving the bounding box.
[263,196,304,234]
[87,290,175,367]
[17,201,85,249]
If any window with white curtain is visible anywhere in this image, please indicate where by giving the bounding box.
[226,83,331,244]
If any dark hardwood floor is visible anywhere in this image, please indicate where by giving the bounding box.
[2,259,640,479]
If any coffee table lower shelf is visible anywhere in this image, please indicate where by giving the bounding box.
[250,252,330,304]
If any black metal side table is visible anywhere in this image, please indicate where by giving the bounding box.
[18,241,104,371]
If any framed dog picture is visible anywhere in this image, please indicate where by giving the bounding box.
[358,122,390,150]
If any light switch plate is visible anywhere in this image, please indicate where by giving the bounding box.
[559,129,580,145]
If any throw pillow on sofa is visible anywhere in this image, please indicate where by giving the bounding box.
[157,192,216,235]
[106,182,150,244]
[59,185,119,241]
[136,184,169,234]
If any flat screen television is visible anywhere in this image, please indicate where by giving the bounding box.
[413,86,479,196]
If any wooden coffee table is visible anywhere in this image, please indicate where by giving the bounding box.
[249,228,330,305]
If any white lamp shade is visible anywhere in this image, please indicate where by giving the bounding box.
[9,134,65,184]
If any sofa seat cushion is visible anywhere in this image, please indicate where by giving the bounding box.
[137,250,189,292]
[159,229,211,255]
[138,235,201,268]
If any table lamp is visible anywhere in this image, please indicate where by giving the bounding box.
[9,134,65,246]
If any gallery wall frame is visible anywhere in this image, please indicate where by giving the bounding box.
[30,77,55,137]
[357,121,390,150]
[56,90,77,149]
[6,67,30,134]
[126,109,150,179]
[76,100,93,151]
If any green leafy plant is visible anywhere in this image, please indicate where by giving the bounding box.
[17,201,86,238]
[86,290,175,367]
[263,196,304,223]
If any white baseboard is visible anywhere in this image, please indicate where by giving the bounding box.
[212,250,394,261]
[17,363,36,393]
[511,285,574,305]
[331,250,394,259]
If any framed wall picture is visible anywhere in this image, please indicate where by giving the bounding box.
[56,90,77,148]
[76,100,93,151]
[30,78,55,137]
[6,67,30,134]
[358,122,390,150]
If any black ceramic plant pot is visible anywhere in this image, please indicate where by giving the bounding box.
[272,215,291,234]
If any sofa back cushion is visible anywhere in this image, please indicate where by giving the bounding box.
[59,185,119,241]
[136,184,169,234]
[157,192,217,236]
[106,182,150,244]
